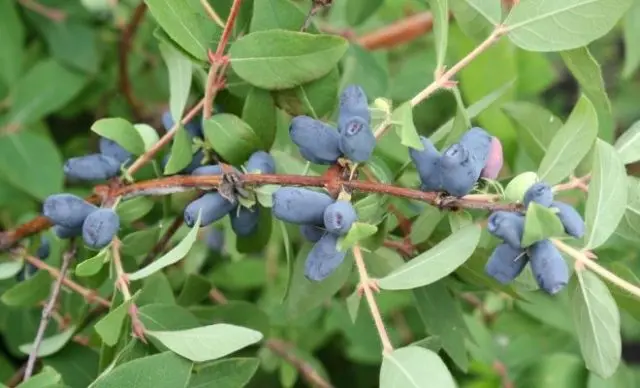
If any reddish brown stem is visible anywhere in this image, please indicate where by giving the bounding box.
[18,0,66,22]
[357,11,434,50]
[119,2,147,120]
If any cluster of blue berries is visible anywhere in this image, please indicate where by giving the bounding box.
[290,85,375,163]
[409,127,503,197]
[272,188,357,281]
[183,151,276,237]
[485,182,585,294]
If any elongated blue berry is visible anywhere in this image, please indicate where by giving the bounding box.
[64,154,121,181]
[184,192,235,227]
[481,137,503,180]
[551,201,585,238]
[300,224,325,242]
[524,182,553,208]
[485,243,527,284]
[191,164,223,176]
[410,136,442,191]
[458,127,492,167]
[528,239,569,295]
[99,137,132,164]
[487,211,525,249]
[290,116,341,164]
[206,227,224,252]
[36,236,50,260]
[82,208,120,249]
[338,116,376,163]
[440,143,481,197]
[245,151,276,174]
[304,233,346,281]
[272,187,334,225]
[323,201,357,235]
[43,194,98,229]
[230,206,259,236]
[53,225,82,239]
[338,85,370,133]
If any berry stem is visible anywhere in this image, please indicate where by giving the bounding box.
[352,244,394,354]
[23,242,76,381]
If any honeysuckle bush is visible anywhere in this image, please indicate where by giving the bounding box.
[2,0,640,387]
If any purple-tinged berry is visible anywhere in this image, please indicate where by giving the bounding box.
[528,239,569,295]
[304,233,346,281]
[338,116,375,163]
[99,137,132,164]
[43,194,98,229]
[300,224,325,242]
[551,201,585,238]
[487,211,525,249]
[458,127,492,167]
[184,193,235,227]
[53,225,82,239]
[410,136,442,191]
[82,208,120,249]
[485,243,527,284]
[323,201,357,235]
[272,187,334,225]
[524,182,553,208]
[338,85,370,132]
[289,116,341,164]
[64,154,121,182]
[440,143,480,197]
[245,151,276,174]
[230,206,260,236]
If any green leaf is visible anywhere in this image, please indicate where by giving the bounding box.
[94,294,139,347]
[428,0,450,69]
[522,202,566,247]
[128,211,201,281]
[505,0,633,52]
[614,121,640,165]
[90,352,193,388]
[584,140,628,250]
[255,184,279,207]
[138,274,176,306]
[560,47,613,142]
[44,344,99,388]
[5,59,87,127]
[0,259,24,279]
[1,270,51,306]
[502,102,562,165]
[622,1,640,78]
[190,301,270,336]
[242,87,277,149]
[410,204,444,244]
[449,0,495,39]
[0,0,24,84]
[116,197,155,224]
[0,131,63,200]
[121,227,162,257]
[91,118,146,155]
[203,113,262,165]
[159,41,192,121]
[147,324,263,362]
[380,346,456,388]
[413,281,469,372]
[176,274,211,306]
[571,270,621,378]
[135,124,161,152]
[229,30,348,90]
[19,326,76,358]
[346,0,384,26]
[250,0,314,32]
[274,68,339,120]
[338,222,378,251]
[504,171,540,203]
[340,45,388,100]
[75,250,109,277]
[144,0,219,62]
[537,95,598,185]
[607,262,640,322]
[138,303,201,331]
[449,211,472,231]
[461,0,502,25]
[379,225,481,290]
[163,127,194,175]
[392,102,424,150]
[17,366,62,388]
[189,358,260,388]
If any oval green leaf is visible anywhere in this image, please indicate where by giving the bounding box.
[380,346,456,388]
[203,113,262,165]
[91,118,146,155]
[90,352,192,388]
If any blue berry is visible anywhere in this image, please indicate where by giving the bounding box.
[528,239,569,295]
[323,201,357,235]
[338,116,376,163]
[43,194,98,229]
[439,143,481,197]
[205,227,224,252]
[82,208,120,249]
[64,154,121,181]
[245,151,276,174]
[230,206,259,236]
[272,187,334,225]
[551,201,585,238]
[410,136,442,191]
[300,224,325,242]
[53,225,82,239]
[304,233,347,281]
[99,137,132,164]
[36,236,50,260]
[338,85,370,133]
[184,192,235,227]
[458,127,492,167]
[191,164,224,176]
[487,211,525,249]
[289,116,341,164]
[485,243,527,284]
[523,182,553,208]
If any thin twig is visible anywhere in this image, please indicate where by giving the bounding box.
[23,243,76,381]
[119,2,147,120]
[18,0,66,22]
[266,339,334,388]
[357,11,435,50]
[553,174,592,193]
[353,244,394,354]
[112,238,146,340]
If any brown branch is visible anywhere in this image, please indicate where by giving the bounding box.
[18,0,66,22]
[357,11,434,50]
[266,339,334,388]
[119,2,147,120]
[23,243,76,381]
[6,364,27,388]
